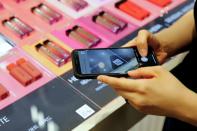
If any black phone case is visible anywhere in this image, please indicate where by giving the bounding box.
[71,47,159,79]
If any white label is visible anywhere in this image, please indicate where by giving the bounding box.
[76,104,95,119]
[0,116,10,127]
[0,36,13,57]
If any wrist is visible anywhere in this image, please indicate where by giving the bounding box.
[173,87,197,126]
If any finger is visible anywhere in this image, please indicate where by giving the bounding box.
[128,67,157,79]
[116,90,138,100]
[127,100,142,111]
[122,38,136,47]
[97,75,140,92]
[116,90,142,109]
[156,52,168,64]
[136,30,150,56]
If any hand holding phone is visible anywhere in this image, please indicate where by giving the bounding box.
[72,47,158,79]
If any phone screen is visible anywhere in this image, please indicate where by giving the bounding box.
[77,48,139,75]
[72,47,158,78]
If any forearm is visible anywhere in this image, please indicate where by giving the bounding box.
[174,88,197,126]
[156,10,196,57]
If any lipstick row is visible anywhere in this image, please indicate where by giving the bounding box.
[93,11,127,34]
[2,17,34,39]
[31,3,62,25]
[66,26,101,48]
[59,0,88,12]
[116,0,150,21]
[148,0,172,7]
[6,58,42,86]
[0,83,9,101]
[65,11,127,46]
[116,0,172,20]
[35,40,70,67]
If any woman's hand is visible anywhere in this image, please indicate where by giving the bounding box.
[97,66,194,118]
[124,30,168,64]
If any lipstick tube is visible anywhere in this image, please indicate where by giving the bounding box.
[36,44,65,67]
[39,4,62,21]
[16,58,42,81]
[10,17,33,36]
[3,20,25,38]
[66,0,88,11]
[148,0,172,7]
[101,11,127,30]
[43,40,70,61]
[75,0,88,9]
[63,0,82,11]
[72,3,82,11]
[7,63,33,86]
[31,7,55,25]
[116,1,150,20]
[14,0,25,3]
[75,26,101,46]
[0,83,9,101]
[67,30,94,48]
[93,15,121,33]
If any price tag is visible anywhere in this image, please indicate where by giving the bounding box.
[76,104,95,119]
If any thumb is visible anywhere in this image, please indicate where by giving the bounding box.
[122,38,136,47]
[128,67,157,79]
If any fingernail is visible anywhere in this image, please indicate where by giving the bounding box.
[97,75,103,81]
[97,76,101,80]
[128,71,134,75]
[127,71,132,74]
[140,49,147,57]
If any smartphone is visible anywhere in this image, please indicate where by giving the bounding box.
[72,47,159,79]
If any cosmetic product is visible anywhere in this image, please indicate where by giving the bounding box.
[16,58,42,81]
[10,17,33,36]
[31,7,55,24]
[61,0,88,11]
[148,0,172,7]
[14,0,25,3]
[64,0,82,11]
[100,11,127,30]
[43,40,70,61]
[3,20,25,38]
[39,4,62,21]
[71,2,82,11]
[36,44,65,67]
[67,29,95,48]
[0,84,9,101]
[116,1,150,20]
[93,15,121,33]
[7,63,33,86]
[75,0,88,8]
[75,26,101,45]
